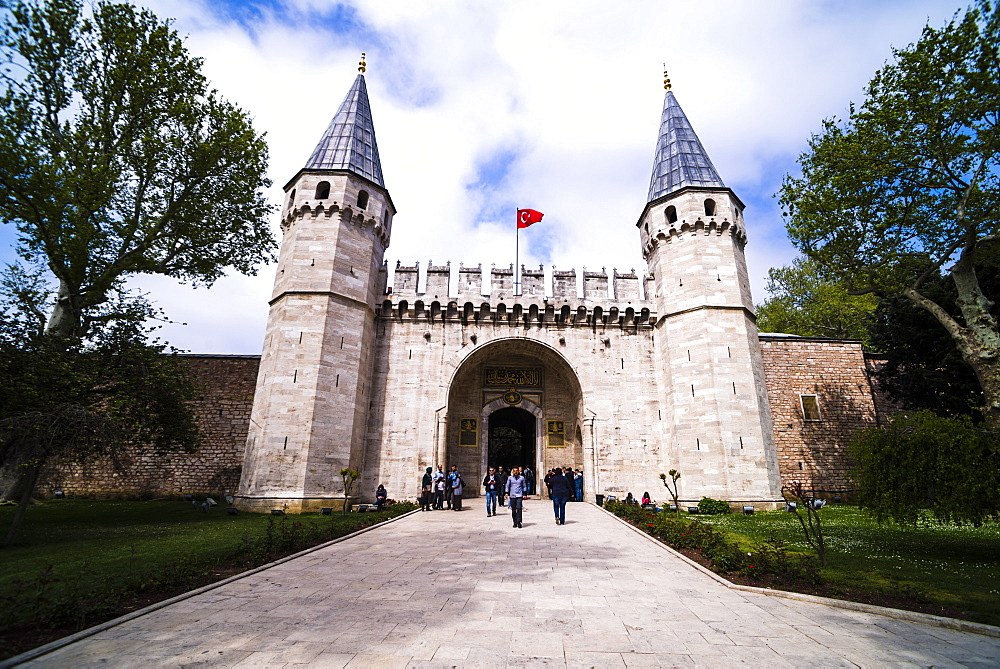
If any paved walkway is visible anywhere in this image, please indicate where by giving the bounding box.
[17,500,1000,668]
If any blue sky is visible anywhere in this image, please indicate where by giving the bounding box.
[1,0,963,353]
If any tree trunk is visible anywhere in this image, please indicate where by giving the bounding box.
[904,256,1000,429]
[3,460,43,548]
[45,279,82,338]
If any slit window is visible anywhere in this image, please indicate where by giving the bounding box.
[357,190,369,209]
[800,394,822,421]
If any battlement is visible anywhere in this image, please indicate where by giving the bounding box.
[382,261,654,328]
[280,200,390,248]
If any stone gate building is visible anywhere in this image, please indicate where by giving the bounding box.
[231,66,878,513]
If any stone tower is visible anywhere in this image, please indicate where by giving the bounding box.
[236,62,396,512]
[637,76,782,503]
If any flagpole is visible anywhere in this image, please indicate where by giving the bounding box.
[515,209,520,296]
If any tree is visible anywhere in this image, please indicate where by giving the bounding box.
[781,482,829,566]
[0,0,275,531]
[0,301,201,545]
[779,1,1000,426]
[659,469,681,517]
[849,411,1000,526]
[0,0,275,339]
[869,269,988,419]
[756,257,878,344]
[340,468,359,514]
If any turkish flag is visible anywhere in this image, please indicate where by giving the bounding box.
[517,208,544,229]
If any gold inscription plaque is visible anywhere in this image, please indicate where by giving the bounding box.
[459,418,478,447]
[485,368,541,387]
[547,419,565,447]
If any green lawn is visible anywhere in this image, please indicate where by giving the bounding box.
[695,505,1000,626]
[0,499,414,659]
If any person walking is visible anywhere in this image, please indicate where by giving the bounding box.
[483,467,500,516]
[550,467,573,525]
[496,466,509,507]
[450,466,464,511]
[523,465,533,497]
[420,467,433,511]
[505,466,526,528]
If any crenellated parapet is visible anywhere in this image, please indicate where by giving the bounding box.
[380,260,654,329]
[642,216,746,259]
[280,200,390,248]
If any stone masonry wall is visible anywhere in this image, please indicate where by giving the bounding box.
[35,355,259,499]
[760,336,877,493]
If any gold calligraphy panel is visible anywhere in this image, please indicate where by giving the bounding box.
[459,418,478,447]
[547,419,565,447]
[485,368,541,387]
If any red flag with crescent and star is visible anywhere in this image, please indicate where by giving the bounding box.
[517,208,544,229]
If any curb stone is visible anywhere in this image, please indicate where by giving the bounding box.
[0,508,420,668]
[595,503,1000,640]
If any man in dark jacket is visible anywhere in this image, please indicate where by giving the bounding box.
[496,466,510,507]
[483,467,500,516]
[549,467,574,525]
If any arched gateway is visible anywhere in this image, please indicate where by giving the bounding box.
[443,339,585,497]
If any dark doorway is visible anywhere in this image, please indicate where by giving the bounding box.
[488,407,536,470]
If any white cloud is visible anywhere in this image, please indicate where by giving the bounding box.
[117,0,959,353]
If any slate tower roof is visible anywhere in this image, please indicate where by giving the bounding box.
[647,90,725,203]
[304,73,385,187]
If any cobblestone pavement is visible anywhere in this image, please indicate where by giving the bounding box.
[19,500,1000,668]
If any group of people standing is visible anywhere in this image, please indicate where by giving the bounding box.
[419,465,468,511]
[419,463,583,527]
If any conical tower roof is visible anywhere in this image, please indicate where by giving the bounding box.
[304,74,385,187]
[647,90,725,203]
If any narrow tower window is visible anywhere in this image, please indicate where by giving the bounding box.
[704,198,716,216]
[315,181,330,199]
[666,205,678,224]
[287,188,296,210]
[357,190,369,209]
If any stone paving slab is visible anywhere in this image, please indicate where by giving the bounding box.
[14,500,1000,668]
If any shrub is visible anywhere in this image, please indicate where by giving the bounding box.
[697,497,731,515]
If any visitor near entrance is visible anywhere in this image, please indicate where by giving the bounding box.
[483,467,500,516]
[523,466,534,496]
[574,469,583,501]
[550,467,573,525]
[505,467,526,528]
[420,467,433,511]
[497,466,509,507]
[450,466,464,511]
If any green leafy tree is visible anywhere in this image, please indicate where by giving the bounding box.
[756,257,878,344]
[779,2,1000,426]
[0,0,275,530]
[0,298,200,545]
[0,0,275,338]
[849,411,1000,526]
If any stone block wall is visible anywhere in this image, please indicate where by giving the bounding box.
[35,355,259,499]
[759,336,877,493]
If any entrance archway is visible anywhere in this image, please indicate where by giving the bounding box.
[443,338,586,496]
[488,407,536,470]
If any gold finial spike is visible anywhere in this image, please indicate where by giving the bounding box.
[358,52,367,74]
[663,65,671,91]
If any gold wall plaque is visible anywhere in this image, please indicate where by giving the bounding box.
[485,368,541,387]
[459,418,478,447]
[547,419,565,447]
[502,388,522,405]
